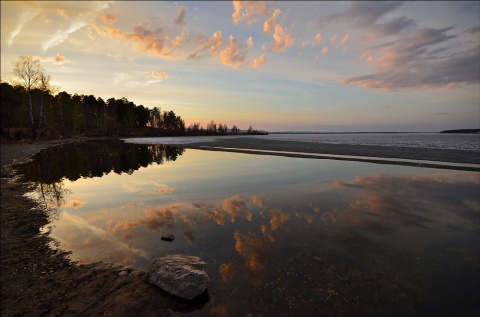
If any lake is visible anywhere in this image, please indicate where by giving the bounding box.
[15,139,480,316]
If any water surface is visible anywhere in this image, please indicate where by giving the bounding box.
[15,140,480,316]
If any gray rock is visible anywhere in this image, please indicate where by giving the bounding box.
[147,255,209,300]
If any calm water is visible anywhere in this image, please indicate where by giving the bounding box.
[15,140,480,316]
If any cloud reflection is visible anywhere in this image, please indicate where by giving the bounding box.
[335,174,480,233]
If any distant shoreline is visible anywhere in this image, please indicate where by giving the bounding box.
[270,130,480,134]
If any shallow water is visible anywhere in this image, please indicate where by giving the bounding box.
[15,140,480,316]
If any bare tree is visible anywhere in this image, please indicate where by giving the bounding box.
[12,56,44,137]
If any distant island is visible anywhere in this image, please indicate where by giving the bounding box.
[440,129,480,134]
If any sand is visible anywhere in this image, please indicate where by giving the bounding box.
[174,136,480,171]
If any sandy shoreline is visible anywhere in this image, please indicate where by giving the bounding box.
[1,136,479,316]
[169,136,480,171]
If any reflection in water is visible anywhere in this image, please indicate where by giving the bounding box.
[14,142,480,316]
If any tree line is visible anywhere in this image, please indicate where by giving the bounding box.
[1,56,266,141]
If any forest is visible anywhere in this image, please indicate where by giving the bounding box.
[1,56,266,141]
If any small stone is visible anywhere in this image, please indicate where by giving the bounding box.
[161,234,175,242]
[147,254,209,300]
[313,256,321,262]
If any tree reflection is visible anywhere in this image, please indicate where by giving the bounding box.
[15,140,185,184]
[14,140,185,217]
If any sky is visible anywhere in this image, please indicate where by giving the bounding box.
[1,1,479,132]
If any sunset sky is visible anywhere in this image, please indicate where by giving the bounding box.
[1,1,479,132]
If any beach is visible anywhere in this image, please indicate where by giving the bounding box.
[173,136,480,171]
[1,136,479,316]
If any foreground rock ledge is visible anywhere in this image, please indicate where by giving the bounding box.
[147,254,210,300]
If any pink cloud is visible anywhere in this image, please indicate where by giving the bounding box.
[219,35,247,69]
[251,54,267,68]
[232,0,269,25]
[91,23,174,58]
[270,24,295,52]
[264,8,281,33]
[330,32,349,48]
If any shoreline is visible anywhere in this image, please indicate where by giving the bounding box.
[159,136,480,171]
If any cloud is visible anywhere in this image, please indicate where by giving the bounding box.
[330,32,349,48]
[62,199,86,210]
[251,54,267,68]
[113,72,133,85]
[41,53,68,65]
[150,71,170,79]
[221,194,248,223]
[109,204,181,232]
[364,16,415,41]
[300,41,310,49]
[270,24,295,52]
[172,28,189,48]
[219,35,248,69]
[342,27,479,90]
[196,31,223,52]
[101,13,117,25]
[232,0,269,25]
[156,186,175,193]
[264,8,281,33]
[8,7,40,47]
[335,174,479,233]
[174,7,186,25]
[57,9,68,18]
[313,33,323,45]
[250,195,265,208]
[234,231,266,273]
[341,1,405,28]
[246,36,253,49]
[92,23,174,58]
[42,1,112,51]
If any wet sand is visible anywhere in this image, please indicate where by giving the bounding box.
[175,137,480,171]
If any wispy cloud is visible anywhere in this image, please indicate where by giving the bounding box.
[42,1,112,52]
[150,70,170,79]
[342,27,479,90]
[8,7,40,47]
[92,23,174,58]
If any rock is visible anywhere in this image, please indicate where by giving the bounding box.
[147,255,209,300]
[161,234,175,242]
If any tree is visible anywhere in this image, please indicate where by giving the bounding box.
[231,125,239,134]
[38,71,53,128]
[12,56,44,137]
